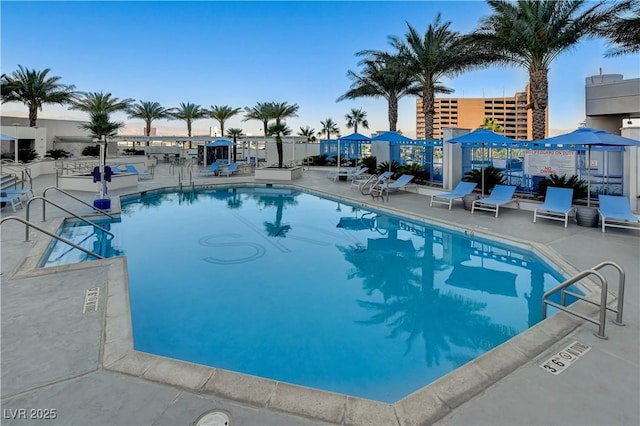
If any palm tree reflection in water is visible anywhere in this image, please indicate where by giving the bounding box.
[256,192,298,238]
[339,219,518,368]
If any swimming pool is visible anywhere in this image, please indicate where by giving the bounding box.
[43,185,567,403]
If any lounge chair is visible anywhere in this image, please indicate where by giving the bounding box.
[533,187,574,227]
[0,193,23,212]
[598,195,640,233]
[430,181,478,210]
[330,166,369,182]
[199,162,220,176]
[371,174,415,199]
[125,164,153,180]
[471,184,518,217]
[219,162,239,177]
[354,171,392,194]
[1,188,34,201]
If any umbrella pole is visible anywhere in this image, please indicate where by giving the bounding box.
[587,147,591,207]
[337,139,341,174]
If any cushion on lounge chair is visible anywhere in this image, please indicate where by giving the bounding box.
[219,163,239,177]
[533,187,574,228]
[471,185,518,217]
[598,195,640,233]
[125,164,153,180]
[200,162,221,176]
[430,181,478,210]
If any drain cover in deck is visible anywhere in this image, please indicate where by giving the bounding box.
[194,409,231,426]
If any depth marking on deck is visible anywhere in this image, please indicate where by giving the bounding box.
[83,287,100,313]
[540,341,591,375]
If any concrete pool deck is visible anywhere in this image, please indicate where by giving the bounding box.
[1,163,638,425]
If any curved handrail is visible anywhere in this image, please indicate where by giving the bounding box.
[42,186,114,221]
[591,261,625,325]
[26,196,114,241]
[1,216,103,260]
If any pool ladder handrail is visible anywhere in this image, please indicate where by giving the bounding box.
[0,216,103,262]
[42,186,115,222]
[542,261,625,339]
[26,196,114,242]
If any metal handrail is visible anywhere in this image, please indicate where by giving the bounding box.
[1,161,32,190]
[26,196,114,242]
[1,216,103,260]
[542,262,625,339]
[42,186,114,221]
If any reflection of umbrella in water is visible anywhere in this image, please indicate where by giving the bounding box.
[446,264,517,297]
[536,127,640,206]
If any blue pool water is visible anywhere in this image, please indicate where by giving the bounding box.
[43,186,568,402]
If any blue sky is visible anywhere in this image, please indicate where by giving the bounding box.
[2,1,638,137]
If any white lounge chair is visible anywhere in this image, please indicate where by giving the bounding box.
[330,166,369,182]
[219,162,239,177]
[430,181,478,210]
[471,185,518,217]
[371,174,415,200]
[598,195,640,233]
[533,187,574,227]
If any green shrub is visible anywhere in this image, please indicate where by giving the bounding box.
[359,156,377,174]
[82,145,100,156]
[45,149,70,160]
[463,165,506,195]
[18,148,39,163]
[376,160,402,177]
[398,163,429,183]
[310,154,328,166]
[536,174,587,201]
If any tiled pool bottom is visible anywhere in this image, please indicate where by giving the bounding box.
[101,252,586,425]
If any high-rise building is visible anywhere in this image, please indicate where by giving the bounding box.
[416,86,547,140]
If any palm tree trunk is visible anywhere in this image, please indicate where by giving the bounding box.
[422,84,435,139]
[187,121,192,149]
[529,68,549,140]
[28,105,38,127]
[388,95,398,132]
[146,120,151,145]
[276,136,283,168]
[354,123,358,133]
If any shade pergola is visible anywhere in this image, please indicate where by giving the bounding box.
[0,133,18,164]
[336,132,372,173]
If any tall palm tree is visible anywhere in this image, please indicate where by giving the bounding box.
[127,101,171,144]
[170,102,207,148]
[298,126,316,143]
[0,65,76,127]
[268,101,299,167]
[79,111,124,141]
[345,107,369,133]
[209,105,242,138]
[598,0,639,57]
[319,118,340,140]
[69,91,133,114]
[473,0,623,139]
[243,102,275,136]
[267,122,292,168]
[389,15,496,139]
[480,117,503,133]
[338,53,421,132]
[226,128,243,162]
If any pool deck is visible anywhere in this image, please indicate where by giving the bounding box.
[1,163,638,426]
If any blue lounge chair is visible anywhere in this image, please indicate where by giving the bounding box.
[430,181,478,210]
[598,195,640,233]
[0,193,23,212]
[372,174,415,200]
[199,162,220,176]
[219,162,239,177]
[1,188,34,201]
[471,184,518,217]
[125,164,153,180]
[533,187,574,228]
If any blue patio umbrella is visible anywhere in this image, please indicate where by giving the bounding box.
[337,132,371,173]
[537,127,640,205]
[448,129,516,195]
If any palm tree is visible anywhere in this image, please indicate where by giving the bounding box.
[243,102,275,136]
[69,91,133,114]
[0,65,76,127]
[267,122,292,168]
[389,15,496,139]
[345,108,369,133]
[473,0,623,140]
[480,117,503,133]
[209,105,242,138]
[338,53,421,132]
[127,101,171,144]
[319,118,340,140]
[79,111,124,141]
[226,128,243,162]
[598,0,639,57]
[170,102,207,148]
[298,126,316,143]
[268,101,299,167]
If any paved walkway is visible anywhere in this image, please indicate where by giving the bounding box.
[1,162,638,425]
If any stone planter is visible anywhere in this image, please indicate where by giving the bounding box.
[463,194,481,211]
[254,166,302,181]
[575,206,599,227]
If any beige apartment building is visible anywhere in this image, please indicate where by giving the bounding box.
[416,87,547,140]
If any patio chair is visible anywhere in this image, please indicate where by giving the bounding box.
[430,181,478,210]
[355,171,393,195]
[471,184,518,217]
[1,188,34,201]
[125,164,153,180]
[598,195,640,233]
[533,187,574,227]
[371,174,415,200]
[199,161,220,176]
[330,166,369,182]
[0,193,23,212]
[219,162,239,177]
